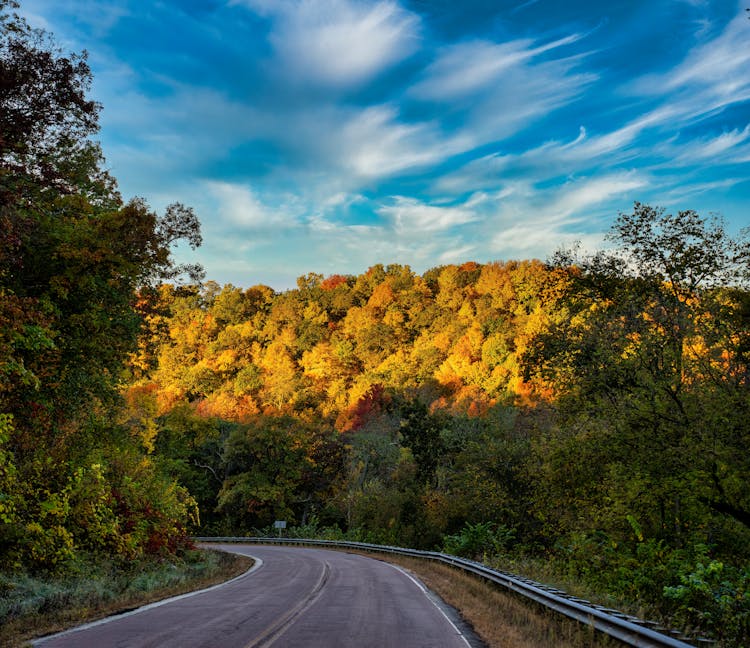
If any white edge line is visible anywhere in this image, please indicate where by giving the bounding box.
[388,563,472,648]
[33,548,263,646]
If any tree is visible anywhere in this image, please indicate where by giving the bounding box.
[1,2,203,446]
[0,1,203,567]
[525,203,750,541]
[216,417,328,529]
[399,400,447,485]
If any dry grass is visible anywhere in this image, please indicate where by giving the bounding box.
[372,555,620,648]
[1,550,253,648]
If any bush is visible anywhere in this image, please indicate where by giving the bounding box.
[442,521,516,560]
[0,419,198,572]
[664,559,750,645]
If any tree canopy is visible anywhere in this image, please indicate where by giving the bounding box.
[0,0,203,569]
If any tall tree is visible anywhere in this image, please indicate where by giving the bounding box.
[525,203,750,539]
[1,2,203,450]
[0,0,203,568]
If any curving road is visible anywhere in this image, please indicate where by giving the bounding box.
[35,544,480,647]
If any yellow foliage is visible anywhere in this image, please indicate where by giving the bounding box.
[367,282,395,311]
[213,348,238,372]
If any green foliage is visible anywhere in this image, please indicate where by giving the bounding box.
[664,559,750,644]
[0,427,199,572]
[214,416,343,531]
[534,204,750,534]
[399,400,447,484]
[0,4,204,571]
[127,203,750,644]
[551,532,749,644]
[5,65,741,643]
[0,414,19,526]
[443,521,516,560]
[105,441,198,558]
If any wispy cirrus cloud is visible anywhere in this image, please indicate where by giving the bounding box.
[657,177,746,204]
[411,34,585,101]
[634,6,750,121]
[20,0,750,288]
[336,105,469,179]
[432,4,750,232]
[551,174,648,219]
[657,12,750,96]
[379,196,478,235]
[234,0,420,87]
[411,35,596,143]
[661,126,750,165]
[487,173,647,255]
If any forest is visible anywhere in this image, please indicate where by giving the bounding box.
[1,1,749,644]
[122,210,750,643]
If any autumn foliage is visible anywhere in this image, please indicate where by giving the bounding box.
[121,208,750,643]
[2,2,749,642]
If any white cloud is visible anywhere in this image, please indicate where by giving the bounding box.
[659,177,745,204]
[491,221,606,258]
[337,104,470,178]
[413,39,537,100]
[432,153,512,193]
[433,106,678,196]
[22,0,749,289]
[412,35,583,100]
[662,9,750,93]
[302,217,443,271]
[552,174,647,219]
[635,5,750,121]
[379,196,478,234]
[439,244,477,263]
[410,36,596,145]
[488,173,646,255]
[321,192,366,209]
[237,0,420,86]
[206,181,298,230]
[669,126,750,163]
[559,108,675,160]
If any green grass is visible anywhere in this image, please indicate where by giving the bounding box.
[0,549,252,647]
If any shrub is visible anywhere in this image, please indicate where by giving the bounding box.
[664,559,750,645]
[442,521,516,560]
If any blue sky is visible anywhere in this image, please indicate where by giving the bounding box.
[22,0,750,289]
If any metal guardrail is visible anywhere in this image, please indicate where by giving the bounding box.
[196,536,708,648]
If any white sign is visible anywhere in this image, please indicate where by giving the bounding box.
[273,520,287,529]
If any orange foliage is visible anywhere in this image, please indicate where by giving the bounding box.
[335,384,388,432]
[124,382,160,414]
[195,392,260,421]
[131,260,571,423]
[451,384,494,417]
[367,282,396,310]
[459,261,480,273]
[321,274,349,291]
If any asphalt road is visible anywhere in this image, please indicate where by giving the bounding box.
[34,544,480,648]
